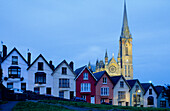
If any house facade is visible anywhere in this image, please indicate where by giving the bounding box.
[155,86,169,108]
[127,79,145,107]
[27,54,54,95]
[111,75,130,106]
[1,46,29,91]
[52,60,76,99]
[75,66,97,103]
[93,71,114,104]
[141,83,157,107]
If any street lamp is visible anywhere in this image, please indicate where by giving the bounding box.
[135,89,141,107]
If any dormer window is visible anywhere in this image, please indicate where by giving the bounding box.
[38,62,43,70]
[12,56,18,65]
[103,77,107,84]
[120,81,124,88]
[83,73,88,80]
[62,67,67,75]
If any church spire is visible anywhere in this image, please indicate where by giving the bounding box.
[121,0,131,38]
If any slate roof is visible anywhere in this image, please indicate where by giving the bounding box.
[141,83,158,95]
[2,47,28,64]
[127,79,138,88]
[93,71,106,81]
[27,54,54,71]
[110,75,122,85]
[74,65,86,76]
[155,86,165,96]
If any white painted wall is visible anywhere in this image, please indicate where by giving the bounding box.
[27,57,53,95]
[1,50,28,90]
[129,82,144,107]
[53,62,76,99]
[113,77,130,106]
[143,86,157,107]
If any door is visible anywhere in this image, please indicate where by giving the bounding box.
[46,87,51,95]
[91,96,95,104]
[70,91,74,100]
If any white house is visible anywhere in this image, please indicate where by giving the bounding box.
[52,60,76,99]
[127,79,145,107]
[27,54,54,95]
[141,83,158,107]
[1,46,29,91]
[110,75,131,106]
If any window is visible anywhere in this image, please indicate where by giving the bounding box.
[12,56,18,65]
[103,77,107,84]
[35,73,46,84]
[81,95,86,100]
[136,85,139,90]
[38,62,43,70]
[59,91,64,98]
[8,67,21,78]
[120,81,124,88]
[160,101,166,108]
[149,89,152,95]
[46,87,51,95]
[133,95,141,102]
[125,46,128,56]
[81,83,91,92]
[100,99,105,103]
[147,96,154,105]
[109,99,112,105]
[21,83,26,91]
[101,87,109,96]
[125,65,127,77]
[59,79,69,88]
[83,73,88,80]
[7,83,13,89]
[62,67,67,74]
[118,91,126,99]
[34,87,40,94]
[128,65,130,77]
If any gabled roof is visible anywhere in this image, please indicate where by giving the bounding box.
[127,79,145,92]
[141,83,158,95]
[110,75,131,89]
[93,71,113,85]
[27,54,53,71]
[155,86,165,96]
[74,65,97,81]
[2,47,28,64]
[52,60,76,76]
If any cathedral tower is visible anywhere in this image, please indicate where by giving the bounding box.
[118,0,133,80]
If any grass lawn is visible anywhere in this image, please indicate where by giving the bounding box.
[0,101,8,104]
[39,100,170,111]
[12,101,73,111]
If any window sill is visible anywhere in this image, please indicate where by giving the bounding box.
[103,83,107,84]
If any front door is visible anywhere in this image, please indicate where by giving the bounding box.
[91,96,95,104]
[70,91,74,100]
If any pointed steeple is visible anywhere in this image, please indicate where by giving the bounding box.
[105,49,108,58]
[121,0,131,38]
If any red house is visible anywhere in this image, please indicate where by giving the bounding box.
[75,66,97,103]
[93,71,114,105]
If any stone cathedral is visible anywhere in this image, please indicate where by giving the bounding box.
[88,1,133,80]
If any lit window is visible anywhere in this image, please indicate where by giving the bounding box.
[7,83,13,89]
[12,56,18,65]
[83,73,88,80]
[81,83,91,92]
[103,77,107,84]
[118,91,126,99]
[101,87,109,96]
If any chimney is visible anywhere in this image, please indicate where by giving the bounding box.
[3,45,7,58]
[27,52,31,65]
[69,61,74,71]
[49,60,54,70]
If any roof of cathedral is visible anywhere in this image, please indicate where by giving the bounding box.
[155,86,165,96]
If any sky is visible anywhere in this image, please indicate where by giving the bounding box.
[0,0,170,86]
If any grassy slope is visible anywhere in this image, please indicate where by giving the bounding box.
[39,100,170,111]
[12,101,73,111]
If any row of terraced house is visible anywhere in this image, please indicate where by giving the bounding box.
[0,45,169,108]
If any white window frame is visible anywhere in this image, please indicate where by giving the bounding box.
[81,83,91,92]
[83,73,88,80]
[101,87,109,96]
[103,77,107,84]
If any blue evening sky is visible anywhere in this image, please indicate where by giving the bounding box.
[0,0,170,85]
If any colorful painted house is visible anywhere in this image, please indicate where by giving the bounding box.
[93,71,114,104]
[110,75,131,106]
[127,79,145,107]
[141,83,158,107]
[75,66,97,103]
[155,86,169,108]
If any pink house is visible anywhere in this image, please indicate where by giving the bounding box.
[93,71,114,104]
[75,66,97,104]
